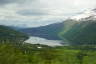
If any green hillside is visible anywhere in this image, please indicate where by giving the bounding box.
[0,25,96,64]
[1,42,96,64]
[0,25,29,43]
[59,19,96,45]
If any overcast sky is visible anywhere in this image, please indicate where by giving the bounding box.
[0,0,96,27]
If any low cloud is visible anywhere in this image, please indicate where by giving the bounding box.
[0,0,22,5]
[0,0,95,27]
[17,9,48,16]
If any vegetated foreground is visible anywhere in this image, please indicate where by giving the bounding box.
[0,21,96,64]
[0,42,96,64]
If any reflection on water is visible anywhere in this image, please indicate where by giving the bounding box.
[25,36,64,46]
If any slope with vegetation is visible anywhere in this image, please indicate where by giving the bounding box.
[0,16,96,64]
[1,42,96,64]
[0,25,29,44]
[59,19,96,45]
[59,9,96,45]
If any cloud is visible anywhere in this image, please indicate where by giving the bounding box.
[0,0,34,6]
[0,0,95,27]
[16,0,96,16]
[17,9,48,16]
[0,0,21,5]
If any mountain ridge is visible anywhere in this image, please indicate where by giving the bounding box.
[19,22,64,40]
[60,8,96,45]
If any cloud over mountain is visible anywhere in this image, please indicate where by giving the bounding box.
[0,0,95,27]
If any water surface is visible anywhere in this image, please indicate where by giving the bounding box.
[25,36,64,46]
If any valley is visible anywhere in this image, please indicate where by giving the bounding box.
[0,8,96,64]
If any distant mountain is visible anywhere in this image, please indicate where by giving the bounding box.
[0,25,29,43]
[20,22,64,40]
[70,8,96,21]
[60,9,96,45]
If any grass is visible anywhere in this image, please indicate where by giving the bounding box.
[0,42,96,64]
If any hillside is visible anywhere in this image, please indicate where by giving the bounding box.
[0,25,29,43]
[0,22,96,64]
[1,42,96,64]
[20,22,64,40]
[60,9,96,45]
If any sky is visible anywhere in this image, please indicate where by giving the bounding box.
[0,0,96,27]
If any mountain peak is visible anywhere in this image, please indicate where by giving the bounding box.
[70,9,96,21]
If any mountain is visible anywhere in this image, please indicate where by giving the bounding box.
[20,22,64,40]
[0,25,29,43]
[70,9,96,21]
[59,9,96,45]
